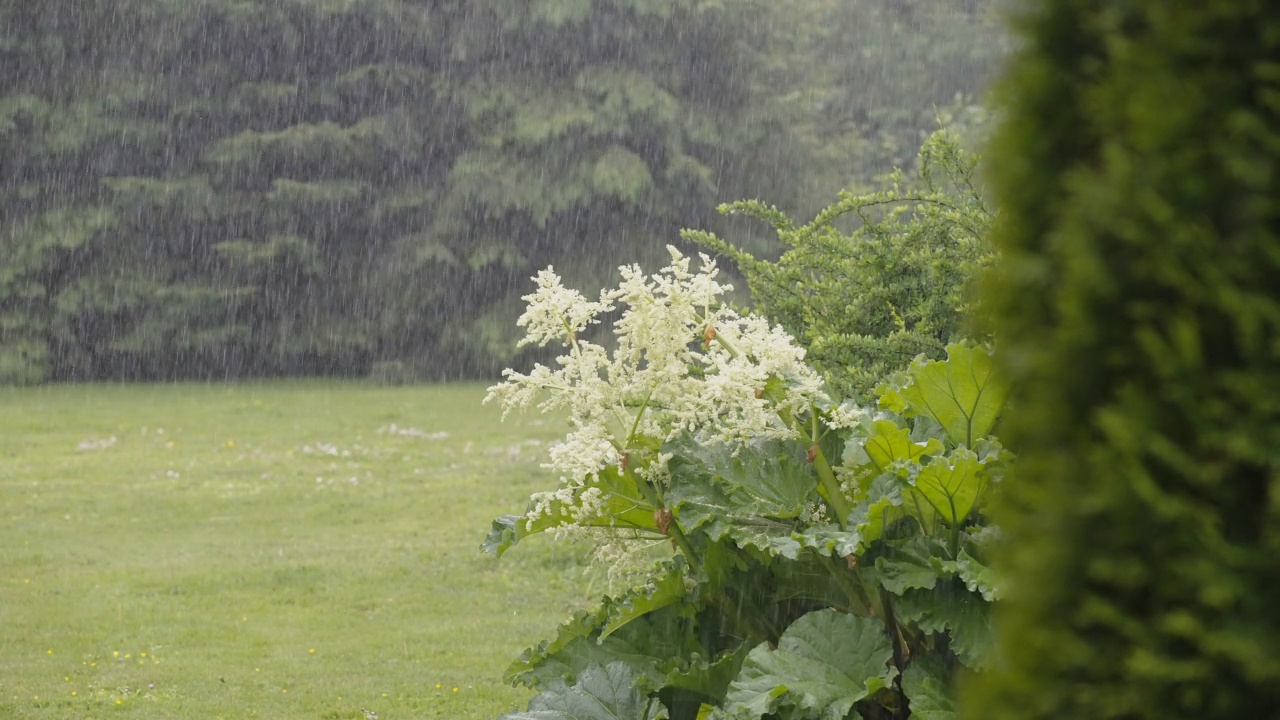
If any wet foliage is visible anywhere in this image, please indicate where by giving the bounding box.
[489,346,1009,720]
[0,0,1006,384]
[686,129,996,403]
[963,1,1280,718]
[483,244,1009,719]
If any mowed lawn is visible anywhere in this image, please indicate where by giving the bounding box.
[0,382,597,719]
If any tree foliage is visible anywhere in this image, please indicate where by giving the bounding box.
[964,1,1280,718]
[787,0,1011,194]
[685,130,996,402]
[0,0,1008,383]
[0,0,804,382]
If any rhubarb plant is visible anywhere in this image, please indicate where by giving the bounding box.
[483,251,1009,720]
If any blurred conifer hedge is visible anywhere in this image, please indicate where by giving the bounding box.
[966,1,1280,717]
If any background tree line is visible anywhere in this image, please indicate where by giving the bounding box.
[0,0,1007,383]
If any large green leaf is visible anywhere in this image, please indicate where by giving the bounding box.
[844,473,906,552]
[509,632,669,692]
[724,523,805,560]
[863,419,944,472]
[663,470,734,537]
[664,647,750,701]
[795,524,862,559]
[666,434,818,519]
[664,471,804,558]
[600,560,688,639]
[892,583,993,670]
[483,466,659,556]
[878,344,1007,447]
[939,549,1001,602]
[665,434,819,559]
[513,618,739,705]
[908,449,985,527]
[498,662,669,720]
[725,609,896,720]
[901,657,958,720]
[873,556,939,595]
[507,607,698,691]
[507,565,699,690]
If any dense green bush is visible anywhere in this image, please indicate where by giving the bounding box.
[964,1,1280,718]
[685,129,996,402]
[483,245,1010,719]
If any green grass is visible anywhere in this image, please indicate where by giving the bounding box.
[0,381,597,719]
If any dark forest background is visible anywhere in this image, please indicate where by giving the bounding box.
[0,0,1008,383]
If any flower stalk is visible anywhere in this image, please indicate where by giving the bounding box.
[626,465,702,574]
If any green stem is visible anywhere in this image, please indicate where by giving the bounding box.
[626,466,702,574]
[620,382,703,568]
[624,385,657,447]
[812,445,851,530]
[820,554,872,616]
[709,320,743,358]
[878,587,910,719]
[781,404,850,530]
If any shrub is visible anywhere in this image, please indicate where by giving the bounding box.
[484,250,1009,719]
[964,1,1280,718]
[683,129,996,403]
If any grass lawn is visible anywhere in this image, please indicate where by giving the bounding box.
[0,381,597,719]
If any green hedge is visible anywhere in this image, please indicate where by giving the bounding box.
[966,1,1280,718]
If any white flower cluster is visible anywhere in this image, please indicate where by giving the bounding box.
[486,246,829,528]
[514,268,613,348]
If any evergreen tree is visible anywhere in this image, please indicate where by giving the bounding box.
[966,1,1280,718]
[421,0,806,370]
[1,0,1009,383]
[1,0,804,381]
[687,128,996,402]
[791,0,1011,194]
